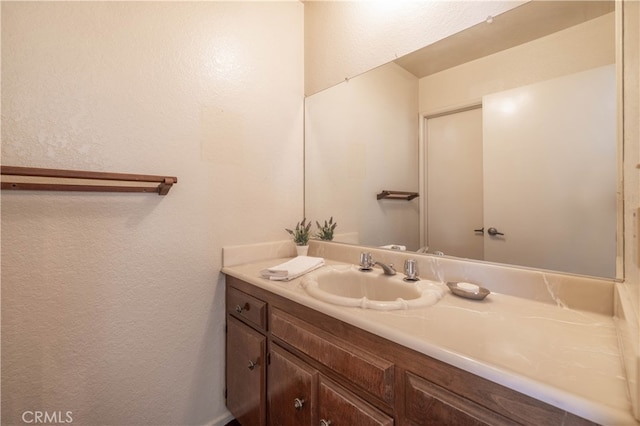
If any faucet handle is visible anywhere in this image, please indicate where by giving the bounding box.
[359,252,373,270]
[403,259,419,281]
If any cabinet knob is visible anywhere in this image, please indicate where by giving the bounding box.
[319,420,331,426]
[247,360,257,370]
[293,398,305,410]
[235,302,249,314]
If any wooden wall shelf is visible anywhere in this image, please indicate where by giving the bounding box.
[376,190,419,201]
[1,166,177,195]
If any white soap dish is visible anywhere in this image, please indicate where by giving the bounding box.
[446,282,490,300]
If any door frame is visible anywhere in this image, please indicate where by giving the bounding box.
[419,101,482,251]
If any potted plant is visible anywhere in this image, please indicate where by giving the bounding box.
[315,217,337,241]
[286,218,312,256]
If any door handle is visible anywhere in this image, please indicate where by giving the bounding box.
[473,227,484,234]
[487,227,504,236]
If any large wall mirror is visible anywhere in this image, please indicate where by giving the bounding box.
[304,1,620,279]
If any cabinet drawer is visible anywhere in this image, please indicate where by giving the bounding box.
[319,376,394,426]
[271,308,394,405]
[227,286,267,330]
[404,371,512,426]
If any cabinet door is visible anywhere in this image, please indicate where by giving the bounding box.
[404,372,512,426]
[268,344,317,426]
[318,376,393,426]
[226,315,266,426]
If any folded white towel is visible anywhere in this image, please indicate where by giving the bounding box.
[380,244,406,251]
[260,256,325,281]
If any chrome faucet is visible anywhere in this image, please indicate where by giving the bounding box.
[374,261,396,276]
[359,252,396,275]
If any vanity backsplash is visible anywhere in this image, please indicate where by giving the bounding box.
[223,239,615,316]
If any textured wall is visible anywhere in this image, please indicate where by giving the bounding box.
[1,2,303,425]
[304,0,525,96]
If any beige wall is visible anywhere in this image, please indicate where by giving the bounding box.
[304,0,524,95]
[1,2,303,425]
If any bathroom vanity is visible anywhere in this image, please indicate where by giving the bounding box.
[222,241,635,425]
[227,275,594,425]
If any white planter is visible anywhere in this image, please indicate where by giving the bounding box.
[296,245,309,256]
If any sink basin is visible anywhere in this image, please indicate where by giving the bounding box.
[301,265,444,310]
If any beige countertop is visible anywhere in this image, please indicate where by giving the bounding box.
[223,257,635,425]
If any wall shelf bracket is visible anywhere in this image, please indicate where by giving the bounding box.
[376,190,419,201]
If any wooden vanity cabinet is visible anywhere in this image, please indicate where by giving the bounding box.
[225,276,597,426]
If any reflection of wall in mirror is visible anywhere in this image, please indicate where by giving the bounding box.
[419,12,615,274]
[424,62,616,279]
[419,13,614,113]
[305,62,420,250]
[482,64,615,277]
[304,1,523,96]
[306,13,615,258]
